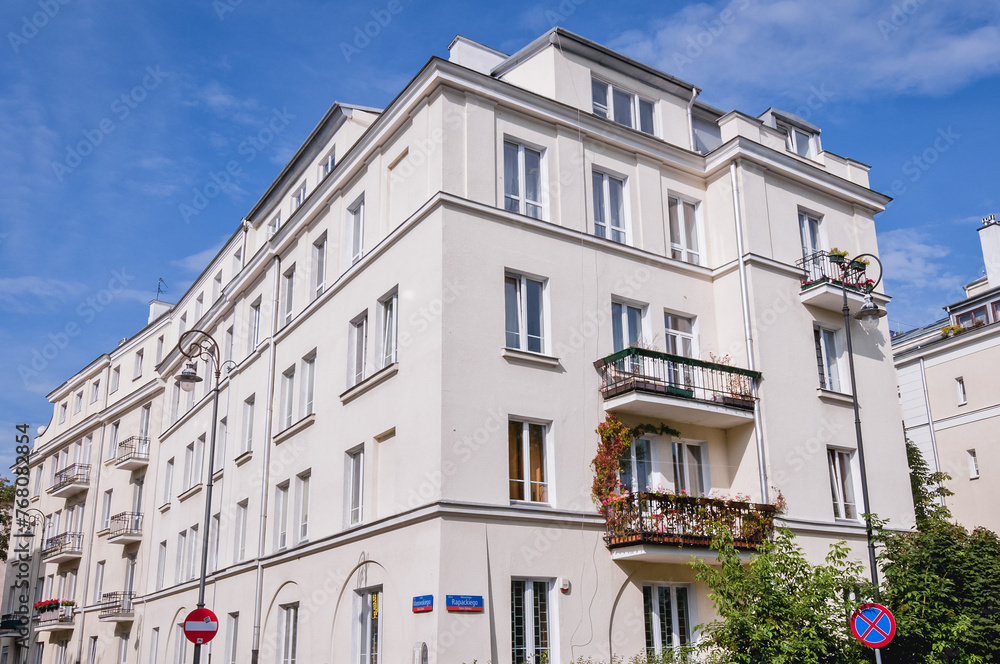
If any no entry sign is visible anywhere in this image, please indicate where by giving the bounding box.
[184,608,219,645]
[850,603,896,648]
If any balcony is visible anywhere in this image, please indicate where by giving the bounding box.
[34,606,75,632]
[114,436,150,471]
[595,348,759,429]
[107,512,143,544]
[604,492,777,563]
[98,592,135,623]
[47,463,90,498]
[41,532,83,563]
[796,251,871,312]
[0,613,26,634]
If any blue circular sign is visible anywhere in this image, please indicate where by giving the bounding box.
[850,603,896,648]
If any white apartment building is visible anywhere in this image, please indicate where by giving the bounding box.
[9,28,914,664]
[894,216,1000,534]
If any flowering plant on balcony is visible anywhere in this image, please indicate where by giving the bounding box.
[828,248,848,263]
[33,599,60,613]
[60,600,75,607]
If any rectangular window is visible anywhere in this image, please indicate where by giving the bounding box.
[511,580,550,664]
[505,274,545,353]
[814,327,842,393]
[968,449,980,479]
[195,294,204,320]
[956,307,988,328]
[275,483,289,551]
[779,122,814,157]
[90,380,100,403]
[291,183,306,211]
[592,171,627,244]
[508,420,548,503]
[321,149,335,179]
[503,141,543,219]
[209,513,221,572]
[233,248,243,275]
[280,367,296,430]
[672,442,708,496]
[175,531,187,584]
[665,313,696,387]
[162,458,174,505]
[349,197,365,266]
[134,350,144,379]
[296,472,311,542]
[828,449,858,519]
[250,299,262,349]
[282,266,295,325]
[74,391,82,414]
[88,636,99,664]
[620,438,653,493]
[642,584,693,655]
[312,235,327,297]
[216,417,228,470]
[346,447,364,526]
[56,642,67,664]
[350,313,368,386]
[956,377,967,405]
[235,500,248,562]
[58,403,67,424]
[93,562,105,603]
[278,604,298,664]
[380,292,398,367]
[225,326,234,363]
[612,301,644,352]
[179,313,187,336]
[110,366,120,393]
[301,355,316,417]
[101,490,113,530]
[356,589,381,664]
[156,541,166,590]
[148,629,158,664]
[187,525,198,580]
[213,272,223,302]
[226,613,240,664]
[668,197,701,265]
[267,213,281,238]
[174,624,187,664]
[799,212,822,260]
[591,78,655,135]
[117,635,129,664]
[242,396,255,453]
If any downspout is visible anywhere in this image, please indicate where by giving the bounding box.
[918,357,945,506]
[686,88,699,152]
[730,160,770,503]
[75,419,106,664]
[251,255,280,664]
[240,219,250,270]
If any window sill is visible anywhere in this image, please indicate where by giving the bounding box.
[234,450,253,467]
[96,527,110,537]
[158,502,171,513]
[340,363,399,404]
[178,483,203,503]
[501,347,561,369]
[817,388,854,406]
[274,413,316,445]
[212,468,224,481]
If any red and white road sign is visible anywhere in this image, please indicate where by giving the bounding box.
[184,608,219,645]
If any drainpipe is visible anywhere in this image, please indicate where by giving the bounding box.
[918,357,945,506]
[686,88,699,152]
[729,159,770,503]
[72,418,106,664]
[250,255,280,664]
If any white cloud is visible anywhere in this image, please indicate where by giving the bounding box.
[607,0,1000,108]
[169,240,227,274]
[0,276,88,314]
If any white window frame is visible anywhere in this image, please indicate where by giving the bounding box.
[355,588,382,664]
[156,540,166,590]
[345,446,364,527]
[162,458,174,505]
[348,196,365,266]
[88,636,99,664]
[291,183,306,212]
[799,211,823,262]
[58,403,67,424]
[249,299,262,349]
[91,380,100,403]
[242,395,255,453]
[505,273,547,354]
[209,512,220,572]
[133,349,144,379]
[267,213,281,238]
[956,377,967,405]
[195,293,203,320]
[280,366,296,430]
[510,579,553,664]
[591,76,656,135]
[175,530,187,584]
[213,272,222,302]
[295,472,310,543]
[379,292,398,368]
[828,448,860,520]
[672,441,709,496]
[612,300,645,353]
[110,366,120,393]
[117,634,128,664]
[278,603,298,664]
[148,629,158,664]
[101,489,113,530]
[235,500,248,562]
[620,437,654,493]
[778,121,816,158]
[508,419,549,504]
[320,149,335,179]
[349,312,368,387]
[173,624,187,664]
[667,195,702,265]
[643,583,696,655]
[282,265,295,326]
[300,354,316,417]
[968,449,980,479]
[275,482,289,551]
[312,234,327,298]
[592,170,629,244]
[815,327,843,393]
[225,613,239,664]
[74,391,82,414]
[503,139,544,220]
[93,561,105,603]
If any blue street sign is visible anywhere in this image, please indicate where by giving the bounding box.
[850,603,896,648]
[412,595,433,613]
[445,595,484,612]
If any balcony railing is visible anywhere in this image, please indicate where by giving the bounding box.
[47,463,90,494]
[604,492,777,550]
[596,348,759,409]
[796,250,871,292]
[34,606,74,628]
[41,532,83,559]
[99,592,135,620]
[0,613,25,631]
[114,436,150,465]
[108,512,142,539]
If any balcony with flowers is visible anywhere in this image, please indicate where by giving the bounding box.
[33,600,75,633]
[795,249,884,312]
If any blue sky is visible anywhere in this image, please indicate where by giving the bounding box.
[2,0,1000,460]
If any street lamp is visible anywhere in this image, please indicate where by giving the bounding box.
[17,507,46,664]
[836,253,888,661]
[174,330,234,664]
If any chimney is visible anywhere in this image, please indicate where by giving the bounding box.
[447,35,507,75]
[148,299,172,324]
[978,215,1000,288]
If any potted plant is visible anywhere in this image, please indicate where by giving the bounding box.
[850,256,870,270]
[828,248,848,264]
[940,325,964,338]
[60,600,75,608]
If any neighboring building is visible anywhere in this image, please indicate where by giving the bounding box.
[894,216,1000,534]
[16,28,912,664]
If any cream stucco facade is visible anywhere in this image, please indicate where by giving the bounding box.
[7,28,913,664]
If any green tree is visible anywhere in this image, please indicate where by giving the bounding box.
[905,438,953,526]
[691,528,868,664]
[0,476,14,561]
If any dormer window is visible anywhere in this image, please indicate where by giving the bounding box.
[592,77,655,136]
[778,121,815,158]
[955,307,987,329]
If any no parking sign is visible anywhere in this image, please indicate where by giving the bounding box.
[850,603,896,649]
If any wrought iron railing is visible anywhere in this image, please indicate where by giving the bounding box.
[0,613,24,630]
[595,348,759,409]
[48,463,90,492]
[604,492,777,550]
[35,606,74,625]
[108,512,142,538]
[796,250,871,291]
[114,436,150,464]
[41,532,83,558]
[99,591,135,618]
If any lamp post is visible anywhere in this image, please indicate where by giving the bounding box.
[836,253,888,662]
[18,507,45,664]
[174,329,234,664]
